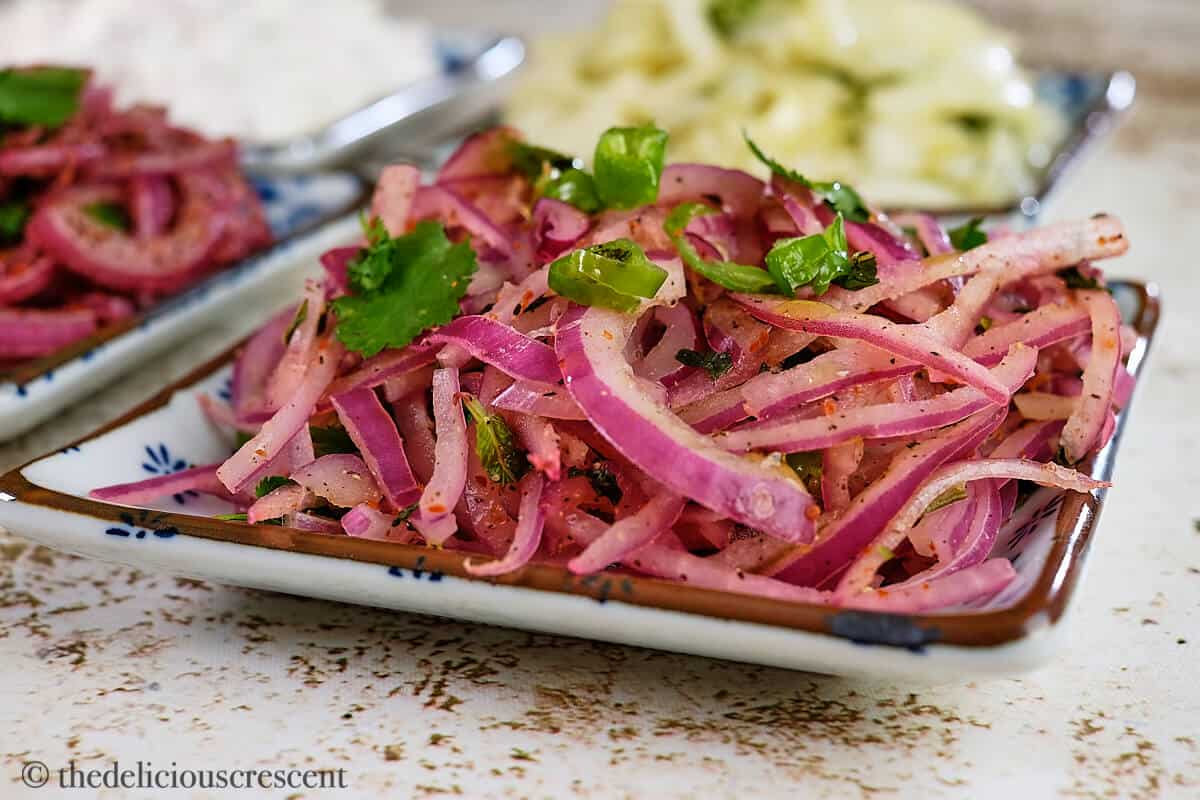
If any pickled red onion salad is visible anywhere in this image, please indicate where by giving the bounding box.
[92,124,1134,612]
[0,66,272,362]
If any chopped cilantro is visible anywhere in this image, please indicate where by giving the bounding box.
[947,217,988,252]
[83,202,131,231]
[785,451,823,496]
[675,347,734,380]
[0,201,30,246]
[331,220,477,357]
[255,476,295,498]
[311,425,359,457]
[0,66,88,127]
[214,513,249,522]
[1059,266,1104,291]
[744,132,870,222]
[568,463,623,506]
[764,213,879,295]
[509,141,577,181]
[924,484,968,515]
[462,395,528,485]
[707,0,763,38]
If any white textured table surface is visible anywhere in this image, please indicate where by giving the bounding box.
[3,3,1200,799]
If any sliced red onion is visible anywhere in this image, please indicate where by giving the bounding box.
[342,504,407,540]
[90,463,237,505]
[394,395,437,484]
[658,164,764,219]
[556,305,817,543]
[418,367,468,544]
[720,345,1034,453]
[490,266,550,326]
[840,559,1015,613]
[425,315,560,383]
[372,164,420,235]
[780,195,823,235]
[248,483,309,524]
[291,453,381,508]
[332,388,421,508]
[129,175,175,238]
[738,343,909,420]
[963,303,1090,366]
[26,175,225,293]
[1014,392,1078,421]
[582,207,673,253]
[568,493,686,575]
[989,419,1065,463]
[286,512,344,534]
[733,296,1010,404]
[88,139,236,177]
[231,306,291,420]
[907,483,978,559]
[891,212,953,256]
[510,413,562,481]
[323,341,437,399]
[464,473,546,576]
[0,142,106,176]
[821,438,864,513]
[0,307,97,358]
[900,481,1002,586]
[411,185,513,258]
[835,458,1109,596]
[0,249,56,305]
[383,365,436,403]
[267,279,326,411]
[821,215,1129,313]
[436,126,522,182]
[532,197,589,264]
[218,339,344,493]
[771,409,1004,586]
[491,381,586,420]
[1062,290,1122,463]
[635,303,700,384]
[675,386,752,434]
[320,246,359,293]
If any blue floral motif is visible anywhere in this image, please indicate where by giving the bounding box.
[387,556,444,582]
[104,510,180,541]
[217,376,233,402]
[141,443,197,505]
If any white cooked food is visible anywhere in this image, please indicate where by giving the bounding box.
[506,0,1064,210]
[0,0,437,141]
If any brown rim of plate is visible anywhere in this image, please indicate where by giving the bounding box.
[0,281,1160,650]
[0,178,370,387]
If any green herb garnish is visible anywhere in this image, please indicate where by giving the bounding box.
[924,484,968,515]
[785,451,823,496]
[665,202,778,293]
[84,202,131,231]
[255,476,295,498]
[214,513,250,522]
[548,237,668,312]
[0,201,30,246]
[1059,266,1104,291]
[509,141,577,181]
[331,220,477,357]
[744,132,869,223]
[593,124,669,209]
[311,425,359,457]
[568,463,623,506]
[0,66,88,128]
[947,217,988,252]
[764,213,879,295]
[462,395,528,486]
[675,348,734,380]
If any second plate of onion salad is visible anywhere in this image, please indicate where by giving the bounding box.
[91,124,1134,613]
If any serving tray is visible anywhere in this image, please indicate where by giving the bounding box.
[0,282,1158,680]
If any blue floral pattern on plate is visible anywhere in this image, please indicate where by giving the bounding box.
[141,443,198,505]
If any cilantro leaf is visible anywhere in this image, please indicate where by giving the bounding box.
[707,0,763,38]
[947,217,988,252]
[924,484,968,515]
[764,213,880,295]
[675,348,734,380]
[1058,266,1104,291]
[509,141,578,181]
[462,395,528,485]
[255,476,295,498]
[785,451,823,496]
[744,133,870,223]
[84,201,131,231]
[0,67,88,127]
[0,201,30,246]
[332,221,477,358]
[568,463,623,506]
[311,425,359,457]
